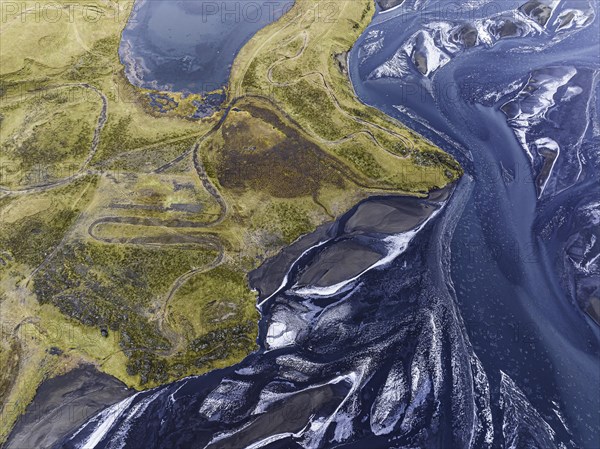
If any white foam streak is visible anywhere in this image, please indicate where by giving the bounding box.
[369,49,411,79]
[243,432,296,449]
[534,137,560,197]
[502,68,577,165]
[257,239,330,308]
[265,321,297,348]
[106,391,162,449]
[294,209,440,298]
[74,393,140,449]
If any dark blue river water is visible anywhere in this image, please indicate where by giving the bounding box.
[57,1,599,448]
[120,0,292,93]
[349,0,600,445]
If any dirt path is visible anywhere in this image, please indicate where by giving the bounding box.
[157,247,225,356]
[266,39,415,155]
[0,83,108,195]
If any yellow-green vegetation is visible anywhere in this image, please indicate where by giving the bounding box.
[230,0,461,189]
[0,0,462,443]
[0,177,96,268]
[0,283,132,443]
[34,241,220,382]
[0,86,102,188]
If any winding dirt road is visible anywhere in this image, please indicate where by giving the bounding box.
[0,83,108,195]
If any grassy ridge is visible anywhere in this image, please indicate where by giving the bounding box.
[228,0,461,189]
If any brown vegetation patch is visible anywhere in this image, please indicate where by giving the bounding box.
[212,100,345,198]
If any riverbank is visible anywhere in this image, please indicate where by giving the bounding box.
[5,365,132,449]
[250,186,452,299]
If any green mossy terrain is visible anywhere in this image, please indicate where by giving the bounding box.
[0,0,462,442]
[0,177,97,266]
[34,241,222,384]
[0,88,101,187]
